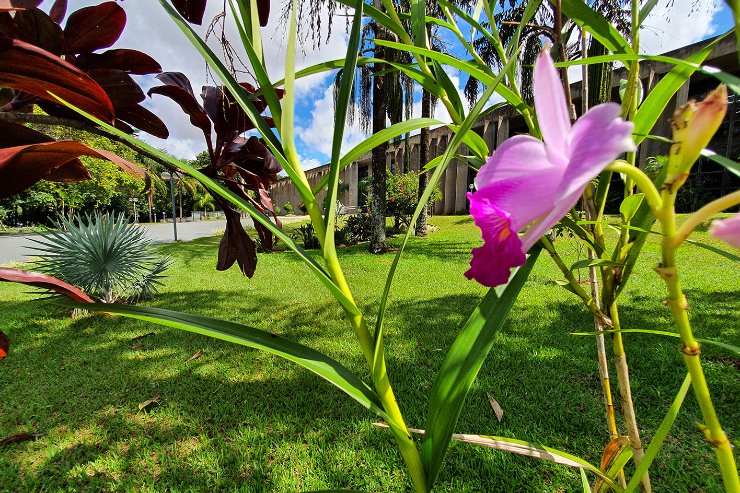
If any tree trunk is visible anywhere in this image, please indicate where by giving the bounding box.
[415,88,431,236]
[369,13,387,253]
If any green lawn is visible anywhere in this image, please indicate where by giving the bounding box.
[1,216,737,492]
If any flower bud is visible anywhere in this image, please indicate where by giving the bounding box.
[667,84,727,188]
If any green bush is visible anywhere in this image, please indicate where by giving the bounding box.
[283,202,293,214]
[340,213,373,245]
[292,223,320,249]
[31,212,172,303]
[386,172,442,228]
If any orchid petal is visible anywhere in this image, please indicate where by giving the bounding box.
[520,189,581,251]
[466,192,526,287]
[710,214,740,248]
[534,50,570,158]
[475,135,560,190]
[473,171,561,231]
[561,103,635,199]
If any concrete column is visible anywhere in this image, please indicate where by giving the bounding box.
[483,120,496,153]
[496,116,509,147]
[455,159,469,213]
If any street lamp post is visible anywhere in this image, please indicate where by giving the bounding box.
[160,172,180,241]
[128,197,139,223]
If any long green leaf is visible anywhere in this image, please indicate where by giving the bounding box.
[312,118,440,195]
[228,0,282,128]
[685,238,740,263]
[570,329,739,355]
[632,39,719,144]
[372,38,528,113]
[557,0,632,54]
[625,374,692,493]
[281,0,299,168]
[52,96,366,324]
[157,0,316,205]
[508,0,542,59]
[645,135,740,178]
[581,469,594,493]
[324,1,364,238]
[372,52,518,369]
[422,248,541,486]
[68,303,387,417]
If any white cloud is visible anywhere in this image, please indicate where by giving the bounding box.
[640,0,720,54]
[296,85,367,161]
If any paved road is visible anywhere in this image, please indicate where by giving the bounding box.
[0,217,302,266]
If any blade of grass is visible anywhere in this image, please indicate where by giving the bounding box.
[625,374,692,493]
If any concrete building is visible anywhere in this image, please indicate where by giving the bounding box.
[270,34,739,215]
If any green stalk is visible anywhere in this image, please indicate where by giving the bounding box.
[656,191,740,493]
[606,301,650,493]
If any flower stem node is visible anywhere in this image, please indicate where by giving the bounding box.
[654,265,677,280]
[697,422,731,449]
[668,84,728,183]
[681,343,701,357]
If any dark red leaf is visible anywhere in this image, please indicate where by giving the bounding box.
[0,38,114,121]
[116,104,169,138]
[63,2,126,54]
[216,206,257,277]
[88,69,144,109]
[257,0,269,27]
[12,8,63,54]
[0,0,41,12]
[0,140,148,199]
[0,11,18,37]
[0,120,53,146]
[202,85,263,142]
[76,49,161,75]
[0,267,94,303]
[45,159,91,182]
[148,72,211,140]
[0,329,8,358]
[171,0,207,24]
[49,0,67,23]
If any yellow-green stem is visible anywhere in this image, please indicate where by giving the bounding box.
[606,163,663,215]
[309,211,426,492]
[657,194,740,492]
[609,303,651,493]
[673,189,740,247]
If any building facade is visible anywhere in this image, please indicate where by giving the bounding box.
[270,35,739,215]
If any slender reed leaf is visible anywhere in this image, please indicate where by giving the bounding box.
[325,2,363,236]
[625,374,692,493]
[570,329,739,355]
[51,97,367,323]
[422,249,541,486]
[64,303,388,417]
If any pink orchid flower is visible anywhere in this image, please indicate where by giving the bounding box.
[710,214,740,248]
[465,50,635,287]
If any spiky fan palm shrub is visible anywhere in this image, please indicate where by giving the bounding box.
[30,212,172,303]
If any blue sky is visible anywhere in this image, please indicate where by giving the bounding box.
[61,0,732,168]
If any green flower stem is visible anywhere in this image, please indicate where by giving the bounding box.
[608,302,650,492]
[310,212,426,492]
[606,163,663,215]
[673,189,740,247]
[657,191,740,492]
